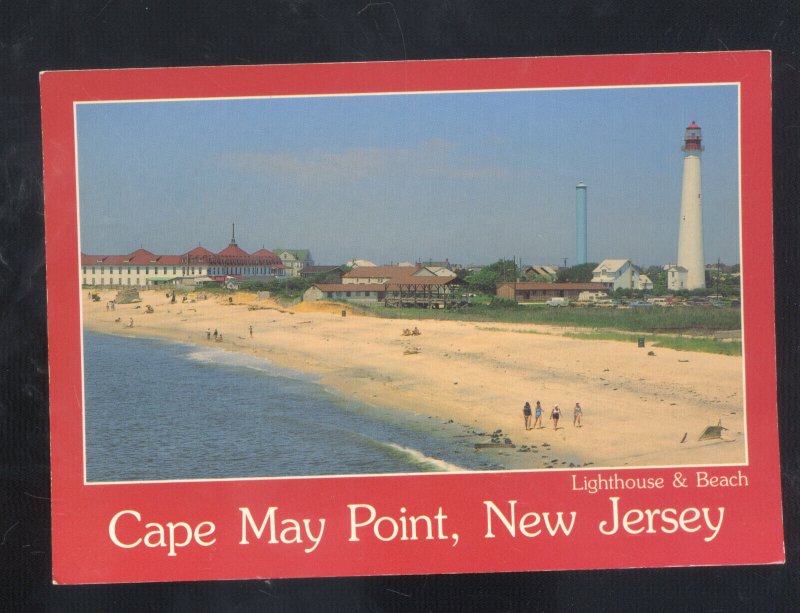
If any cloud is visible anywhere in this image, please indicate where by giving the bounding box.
[220,138,508,184]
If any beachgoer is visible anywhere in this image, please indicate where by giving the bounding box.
[106,302,109,311]
[533,401,544,429]
[573,402,583,427]
[551,404,561,429]
[128,318,134,328]
[523,401,532,430]
[111,301,115,311]
[206,328,211,340]
[213,328,218,340]
[249,325,253,338]
[412,326,421,335]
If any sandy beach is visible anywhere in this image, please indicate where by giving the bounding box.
[82,289,745,470]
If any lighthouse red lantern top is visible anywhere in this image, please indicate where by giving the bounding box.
[682,121,704,153]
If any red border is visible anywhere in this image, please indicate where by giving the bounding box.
[42,52,782,584]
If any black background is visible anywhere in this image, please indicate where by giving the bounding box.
[2,1,799,610]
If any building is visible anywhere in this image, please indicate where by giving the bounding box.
[637,274,654,291]
[81,249,187,288]
[664,264,689,290]
[273,249,313,277]
[303,284,386,305]
[305,263,466,308]
[591,259,639,291]
[521,265,559,281]
[496,281,610,301]
[676,121,706,289]
[299,266,345,283]
[81,231,284,288]
[342,265,419,285]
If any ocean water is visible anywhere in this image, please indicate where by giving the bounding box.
[83,331,505,482]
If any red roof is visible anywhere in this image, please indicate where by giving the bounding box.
[497,282,609,291]
[82,243,284,269]
[386,275,459,288]
[251,248,283,266]
[343,266,419,280]
[216,242,250,258]
[185,245,216,259]
[687,121,700,129]
[313,284,386,292]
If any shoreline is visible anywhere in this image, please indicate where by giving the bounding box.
[82,289,746,470]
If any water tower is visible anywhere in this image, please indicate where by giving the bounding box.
[576,182,587,265]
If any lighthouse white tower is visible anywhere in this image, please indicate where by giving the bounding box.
[676,121,706,289]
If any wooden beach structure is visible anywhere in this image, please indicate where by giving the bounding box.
[303,263,470,309]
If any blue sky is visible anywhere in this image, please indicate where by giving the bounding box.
[76,84,740,267]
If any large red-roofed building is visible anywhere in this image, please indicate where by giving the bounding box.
[80,232,283,288]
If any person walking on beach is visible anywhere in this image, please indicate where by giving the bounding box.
[533,401,544,429]
[551,404,561,430]
[523,401,532,430]
[206,328,211,340]
[573,402,583,427]
[249,325,253,338]
[213,328,218,340]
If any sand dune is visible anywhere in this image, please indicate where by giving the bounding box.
[82,289,746,470]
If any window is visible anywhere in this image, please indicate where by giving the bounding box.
[91,266,95,274]
[136,266,140,274]
[100,266,104,273]
[127,278,131,285]
[83,277,86,285]
[173,267,177,274]
[100,277,104,285]
[127,267,131,274]
[92,278,95,284]
[82,266,86,274]
[346,291,351,297]
[145,267,149,274]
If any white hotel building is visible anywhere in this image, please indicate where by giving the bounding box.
[81,236,284,288]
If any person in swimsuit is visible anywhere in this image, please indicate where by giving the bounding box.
[533,401,544,429]
[523,401,532,430]
[551,404,561,429]
[573,402,583,427]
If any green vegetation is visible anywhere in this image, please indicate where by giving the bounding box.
[363,302,741,333]
[475,327,740,356]
[556,262,599,283]
[562,330,741,356]
[238,277,313,301]
[464,259,519,293]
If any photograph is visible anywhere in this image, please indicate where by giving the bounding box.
[77,84,744,482]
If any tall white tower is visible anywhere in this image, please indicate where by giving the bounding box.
[677,121,706,289]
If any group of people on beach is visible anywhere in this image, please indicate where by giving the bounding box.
[523,401,583,430]
[205,325,254,342]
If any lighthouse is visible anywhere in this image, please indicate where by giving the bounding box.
[576,182,587,265]
[676,122,706,289]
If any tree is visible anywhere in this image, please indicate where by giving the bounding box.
[645,266,669,295]
[556,262,598,283]
[465,258,519,294]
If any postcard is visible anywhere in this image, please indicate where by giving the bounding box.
[41,52,782,584]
